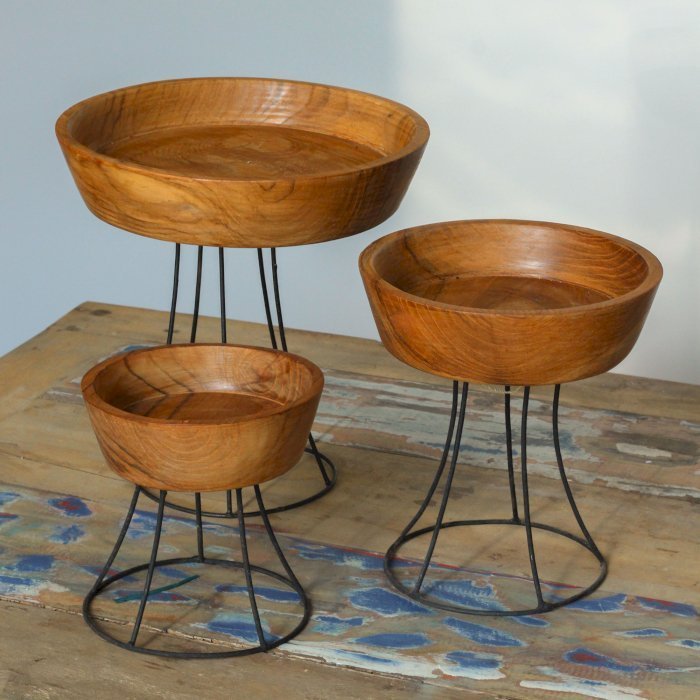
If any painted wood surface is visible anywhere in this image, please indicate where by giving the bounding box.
[0,302,698,699]
[56,78,429,248]
[360,220,662,385]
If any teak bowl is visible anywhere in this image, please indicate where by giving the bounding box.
[81,344,323,492]
[56,77,429,248]
[360,220,662,386]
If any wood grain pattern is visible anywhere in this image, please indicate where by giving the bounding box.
[360,220,663,385]
[56,77,429,247]
[2,304,699,699]
[81,344,323,491]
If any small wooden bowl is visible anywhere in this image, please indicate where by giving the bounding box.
[56,77,429,248]
[360,220,662,385]
[81,344,323,492]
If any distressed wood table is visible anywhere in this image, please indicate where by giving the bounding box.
[0,302,698,699]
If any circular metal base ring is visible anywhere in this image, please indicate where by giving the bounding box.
[141,447,337,519]
[384,518,607,617]
[83,555,311,658]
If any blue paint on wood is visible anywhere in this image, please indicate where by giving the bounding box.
[673,639,700,648]
[0,573,35,588]
[565,593,627,613]
[348,587,431,616]
[637,596,698,618]
[355,633,432,649]
[422,579,505,612]
[334,649,398,666]
[313,615,365,635]
[445,617,525,647]
[512,615,549,627]
[0,492,20,506]
[48,496,92,518]
[49,524,85,544]
[444,650,503,672]
[617,628,667,638]
[205,613,276,644]
[11,555,54,572]
[215,583,300,603]
[294,542,409,571]
[114,575,198,603]
[565,647,641,673]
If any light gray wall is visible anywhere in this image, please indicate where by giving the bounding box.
[2,0,698,383]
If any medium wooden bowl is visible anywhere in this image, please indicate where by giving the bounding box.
[360,220,662,385]
[81,344,323,492]
[56,77,429,248]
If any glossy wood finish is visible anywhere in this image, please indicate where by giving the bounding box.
[56,78,429,247]
[3,304,700,699]
[360,220,662,385]
[81,344,323,491]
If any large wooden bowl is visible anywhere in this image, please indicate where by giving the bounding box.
[81,344,323,491]
[360,220,662,386]
[56,77,429,248]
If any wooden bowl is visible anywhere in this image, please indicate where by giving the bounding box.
[360,220,662,385]
[81,344,323,492]
[56,77,429,248]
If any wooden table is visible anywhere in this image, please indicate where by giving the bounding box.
[1,302,698,699]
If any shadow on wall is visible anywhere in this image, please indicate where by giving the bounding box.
[630,12,700,383]
[392,0,700,383]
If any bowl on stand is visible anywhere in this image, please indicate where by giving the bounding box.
[360,219,662,615]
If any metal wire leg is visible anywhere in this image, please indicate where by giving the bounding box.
[83,484,310,657]
[392,382,459,550]
[268,248,332,485]
[384,384,608,616]
[236,489,267,650]
[166,244,180,345]
[254,485,303,592]
[189,246,204,343]
[129,490,167,645]
[195,492,204,562]
[257,248,277,349]
[412,383,469,593]
[86,486,142,597]
[147,244,336,519]
[553,384,603,558]
[219,247,227,344]
[519,387,545,607]
[504,386,520,522]
[252,247,337,512]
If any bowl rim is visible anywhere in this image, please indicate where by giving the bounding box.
[55,76,430,184]
[81,343,324,426]
[359,219,663,318]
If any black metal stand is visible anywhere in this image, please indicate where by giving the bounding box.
[84,485,311,657]
[384,383,607,616]
[144,244,336,518]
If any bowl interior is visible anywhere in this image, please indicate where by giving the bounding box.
[88,344,321,424]
[62,78,427,180]
[372,221,654,312]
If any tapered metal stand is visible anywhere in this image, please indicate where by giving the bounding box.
[83,485,310,657]
[143,244,336,518]
[384,383,607,616]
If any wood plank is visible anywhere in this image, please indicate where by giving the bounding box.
[1,302,698,699]
[0,601,482,700]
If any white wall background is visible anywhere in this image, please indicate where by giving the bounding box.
[2,0,698,383]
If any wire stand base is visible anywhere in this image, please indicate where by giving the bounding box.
[142,245,337,518]
[384,383,607,616]
[84,485,310,657]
